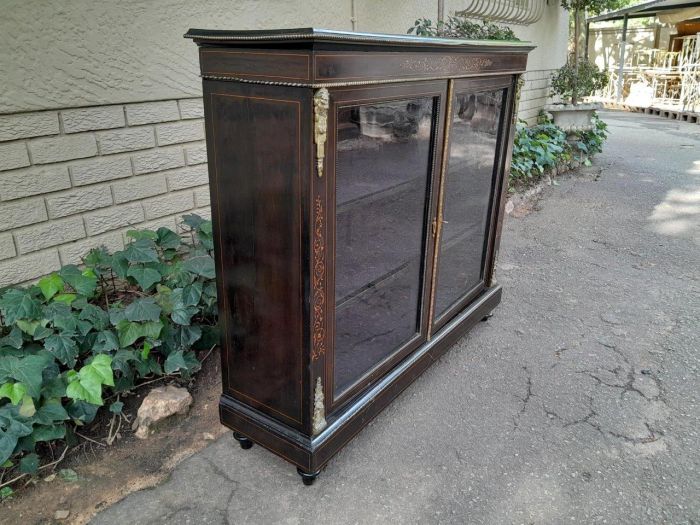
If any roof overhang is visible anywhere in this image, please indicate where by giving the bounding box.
[587,0,700,23]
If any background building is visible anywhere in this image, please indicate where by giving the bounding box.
[0,0,568,286]
[586,0,700,115]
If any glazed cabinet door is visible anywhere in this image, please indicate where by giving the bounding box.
[327,81,447,407]
[430,77,512,332]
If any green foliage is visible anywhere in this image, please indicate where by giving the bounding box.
[511,121,568,182]
[510,113,608,184]
[0,215,217,472]
[408,15,518,41]
[551,59,608,104]
[559,0,635,16]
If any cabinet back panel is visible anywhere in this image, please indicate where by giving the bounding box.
[208,91,304,428]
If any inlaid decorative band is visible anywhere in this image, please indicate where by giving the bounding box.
[400,55,492,74]
[312,195,326,361]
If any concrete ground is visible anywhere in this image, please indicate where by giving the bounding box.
[92,111,699,525]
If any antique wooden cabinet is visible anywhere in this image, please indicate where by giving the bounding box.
[186,28,532,485]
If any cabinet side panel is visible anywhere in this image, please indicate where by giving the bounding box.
[206,84,305,429]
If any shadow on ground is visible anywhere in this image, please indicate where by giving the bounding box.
[91,110,699,525]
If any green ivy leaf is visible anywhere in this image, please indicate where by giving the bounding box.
[182,282,203,307]
[93,330,120,353]
[116,320,163,348]
[66,400,98,424]
[154,284,174,314]
[83,246,113,269]
[32,325,53,341]
[33,402,69,425]
[123,239,159,264]
[182,255,216,279]
[0,326,23,349]
[156,227,182,250]
[44,332,79,368]
[0,289,42,324]
[18,395,36,418]
[19,452,39,474]
[124,298,162,322]
[53,293,77,305]
[171,304,198,326]
[78,304,110,331]
[31,424,66,443]
[109,401,124,414]
[0,406,33,465]
[16,319,40,336]
[50,312,78,334]
[127,265,162,291]
[164,350,187,374]
[66,378,102,406]
[59,265,97,297]
[66,355,114,407]
[0,354,53,398]
[140,340,152,361]
[82,354,114,387]
[38,273,64,301]
[111,252,130,279]
[39,376,66,400]
[181,214,206,230]
[126,229,158,241]
[0,382,27,405]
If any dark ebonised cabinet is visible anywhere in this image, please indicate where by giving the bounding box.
[186,28,532,485]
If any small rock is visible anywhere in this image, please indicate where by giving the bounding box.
[505,199,515,215]
[601,312,622,325]
[133,385,193,439]
[55,510,70,520]
[203,432,215,441]
[43,474,56,483]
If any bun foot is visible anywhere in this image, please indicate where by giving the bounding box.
[297,467,320,486]
[233,432,253,449]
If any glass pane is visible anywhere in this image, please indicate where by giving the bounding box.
[334,97,436,396]
[433,89,505,320]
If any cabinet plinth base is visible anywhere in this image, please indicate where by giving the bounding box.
[219,285,502,479]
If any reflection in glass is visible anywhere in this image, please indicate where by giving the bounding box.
[334,97,435,396]
[433,89,505,319]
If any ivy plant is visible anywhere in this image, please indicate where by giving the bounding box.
[408,15,518,41]
[510,113,608,184]
[0,214,217,475]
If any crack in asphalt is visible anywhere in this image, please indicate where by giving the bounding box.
[512,367,533,431]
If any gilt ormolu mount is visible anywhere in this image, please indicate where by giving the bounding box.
[185,27,533,485]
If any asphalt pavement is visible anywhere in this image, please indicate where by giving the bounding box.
[92,110,700,525]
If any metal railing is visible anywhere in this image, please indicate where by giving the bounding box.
[455,0,547,25]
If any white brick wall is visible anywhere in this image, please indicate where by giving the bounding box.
[517,69,557,124]
[0,96,210,285]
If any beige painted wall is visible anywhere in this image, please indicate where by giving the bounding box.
[1,0,567,114]
[0,1,568,286]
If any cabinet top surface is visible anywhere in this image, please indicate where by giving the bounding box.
[184,27,534,52]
